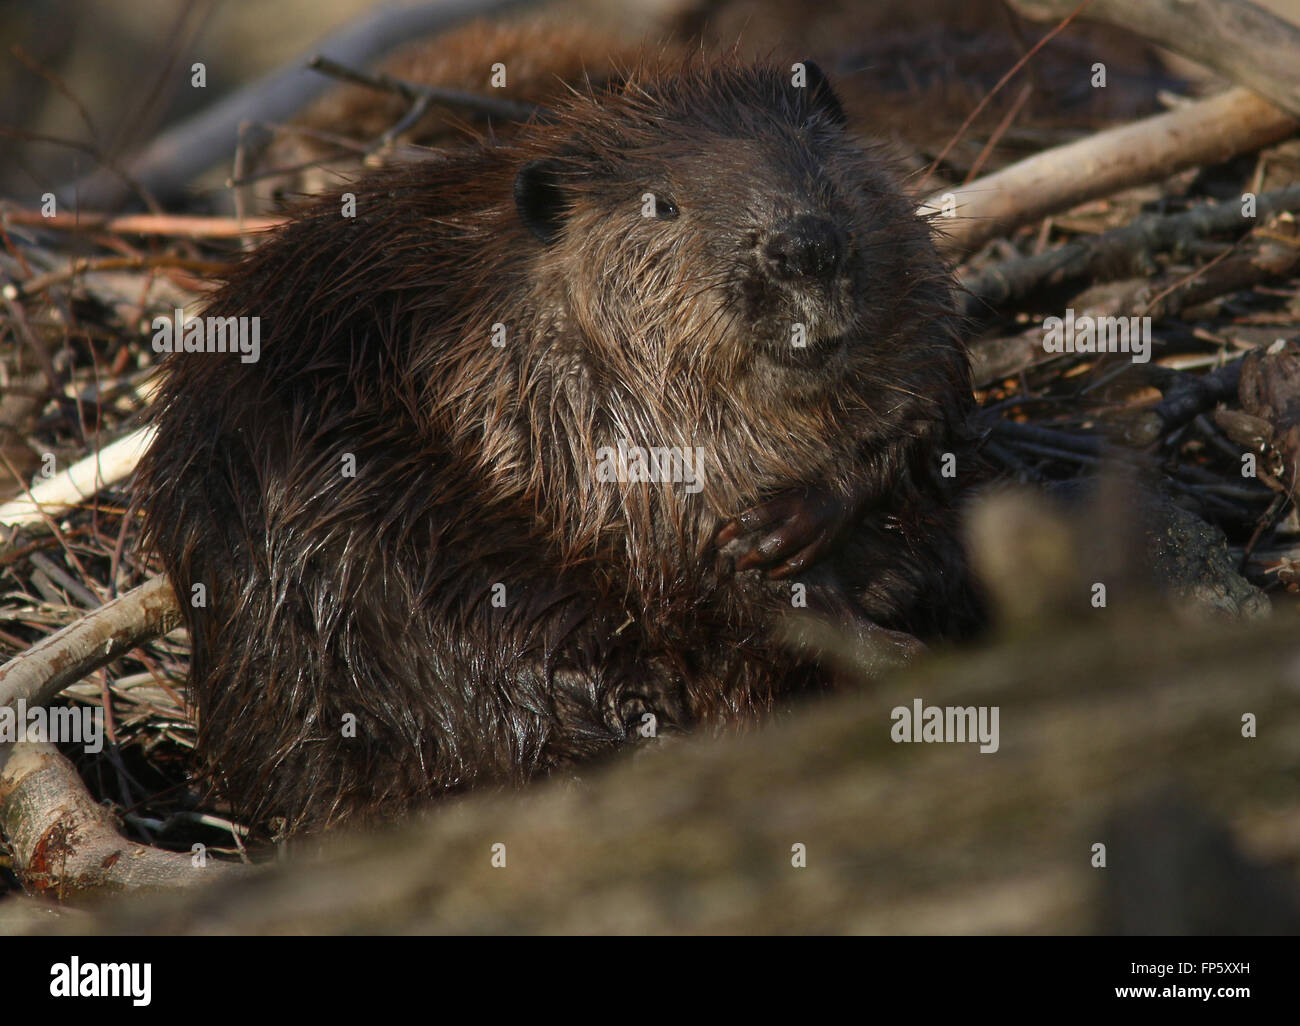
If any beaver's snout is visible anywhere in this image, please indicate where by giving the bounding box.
[762,214,846,285]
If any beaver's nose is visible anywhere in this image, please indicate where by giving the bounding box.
[763,215,846,283]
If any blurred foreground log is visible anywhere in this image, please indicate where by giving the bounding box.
[23,594,1300,934]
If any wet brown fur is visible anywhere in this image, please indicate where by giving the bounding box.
[137,55,981,833]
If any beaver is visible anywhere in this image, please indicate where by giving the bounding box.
[136,57,982,833]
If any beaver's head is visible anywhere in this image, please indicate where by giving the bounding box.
[510,59,946,397]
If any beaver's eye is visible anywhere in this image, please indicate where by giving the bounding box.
[655,197,680,220]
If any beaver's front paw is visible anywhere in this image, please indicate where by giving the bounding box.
[715,487,863,578]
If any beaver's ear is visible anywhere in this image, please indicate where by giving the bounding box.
[514,158,571,245]
[797,60,847,127]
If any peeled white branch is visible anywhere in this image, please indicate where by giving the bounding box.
[0,425,156,532]
[922,87,1297,257]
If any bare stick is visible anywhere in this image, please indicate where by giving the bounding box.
[309,55,541,122]
[0,741,250,900]
[3,208,284,238]
[0,575,180,715]
[920,0,1091,190]
[922,87,1297,257]
[11,255,228,298]
[959,184,1300,315]
[1008,0,1300,118]
[0,576,202,898]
